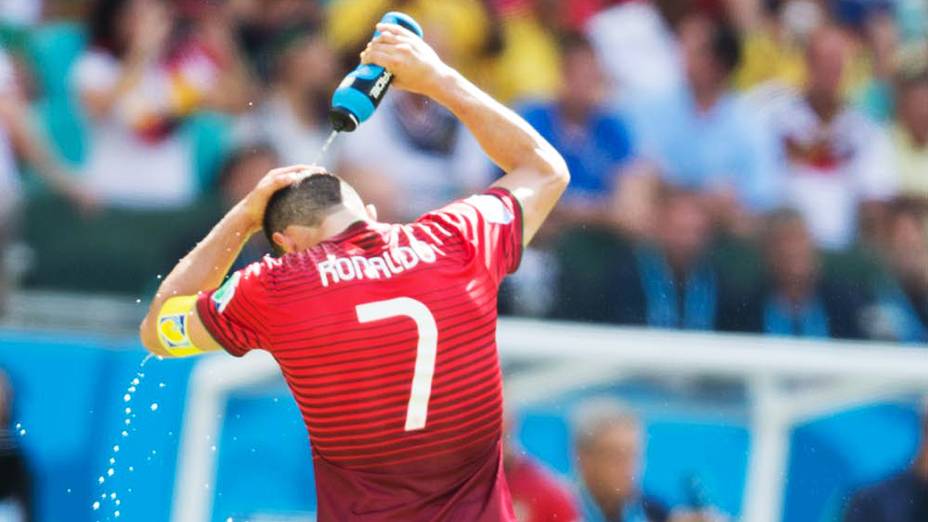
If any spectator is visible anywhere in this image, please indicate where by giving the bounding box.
[519,33,637,232]
[504,413,580,522]
[891,59,928,204]
[586,0,683,103]
[216,143,279,267]
[768,25,896,249]
[573,399,727,522]
[336,88,488,222]
[731,0,818,91]
[865,202,928,343]
[719,209,866,338]
[487,0,561,104]
[0,48,94,313]
[627,14,780,229]
[326,0,498,89]
[611,187,719,329]
[74,0,252,209]
[844,401,928,521]
[234,25,340,166]
[223,0,323,82]
[573,399,668,522]
[0,370,32,522]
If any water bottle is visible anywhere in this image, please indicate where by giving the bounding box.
[329,12,424,132]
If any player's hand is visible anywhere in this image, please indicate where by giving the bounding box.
[360,23,452,98]
[238,165,322,232]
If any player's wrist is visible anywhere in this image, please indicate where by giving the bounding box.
[422,64,461,106]
[228,201,262,236]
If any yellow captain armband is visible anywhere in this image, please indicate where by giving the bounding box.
[157,296,207,357]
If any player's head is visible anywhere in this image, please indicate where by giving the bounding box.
[679,13,742,93]
[572,398,643,504]
[262,172,375,255]
[558,32,607,113]
[764,208,818,292]
[806,25,850,99]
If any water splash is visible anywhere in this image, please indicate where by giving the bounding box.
[313,130,340,166]
[92,353,162,518]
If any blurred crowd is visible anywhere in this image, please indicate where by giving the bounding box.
[0,0,925,345]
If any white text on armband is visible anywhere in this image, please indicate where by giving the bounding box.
[317,243,440,287]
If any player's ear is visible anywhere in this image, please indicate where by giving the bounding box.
[271,231,294,254]
[366,204,378,221]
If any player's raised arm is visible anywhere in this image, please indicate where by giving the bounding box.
[362,24,569,245]
[138,165,319,357]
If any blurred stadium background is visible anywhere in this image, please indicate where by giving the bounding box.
[0,0,927,521]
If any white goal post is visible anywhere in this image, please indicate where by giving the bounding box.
[171,319,928,522]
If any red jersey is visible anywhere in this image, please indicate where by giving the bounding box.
[197,188,523,521]
[506,456,580,522]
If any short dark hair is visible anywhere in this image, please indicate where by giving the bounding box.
[89,0,133,57]
[710,21,742,75]
[262,173,343,245]
[558,31,595,58]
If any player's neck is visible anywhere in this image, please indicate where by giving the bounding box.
[318,207,374,242]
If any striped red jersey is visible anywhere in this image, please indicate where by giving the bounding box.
[197,188,523,521]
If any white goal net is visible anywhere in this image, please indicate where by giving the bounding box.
[171,319,928,522]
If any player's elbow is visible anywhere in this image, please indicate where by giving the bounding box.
[538,147,570,192]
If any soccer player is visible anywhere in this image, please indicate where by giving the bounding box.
[138,22,569,521]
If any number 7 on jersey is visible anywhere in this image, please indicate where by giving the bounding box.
[356,297,438,431]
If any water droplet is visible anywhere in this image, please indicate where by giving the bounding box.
[113,445,120,453]
[210,445,217,452]
[115,510,121,517]
[159,382,166,388]
[66,488,71,494]
[107,468,114,477]
[14,423,20,429]
[109,457,115,465]
[135,299,141,304]
[18,429,25,436]
[273,398,278,403]
[110,492,117,500]
[121,430,128,437]
[128,466,134,472]
[115,499,121,506]
[131,378,140,386]
[128,386,136,393]
[156,274,162,279]
[92,501,100,511]
[227,518,233,522]
[98,476,105,484]
[124,419,131,426]
[125,407,132,415]
[123,394,131,402]
[151,449,157,455]
[150,403,159,412]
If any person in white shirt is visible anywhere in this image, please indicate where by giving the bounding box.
[74,0,252,209]
[767,26,896,249]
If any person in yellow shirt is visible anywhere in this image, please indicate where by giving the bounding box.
[892,63,928,203]
[325,0,497,88]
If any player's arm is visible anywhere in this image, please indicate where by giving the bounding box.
[362,24,569,245]
[138,165,317,357]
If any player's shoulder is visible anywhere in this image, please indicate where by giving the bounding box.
[420,189,517,224]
